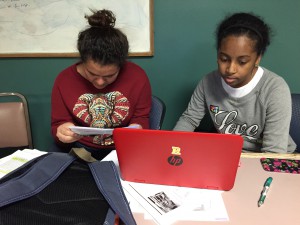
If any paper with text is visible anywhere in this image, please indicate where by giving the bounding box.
[0,149,47,178]
[122,181,229,225]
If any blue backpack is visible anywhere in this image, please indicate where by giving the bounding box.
[0,148,136,225]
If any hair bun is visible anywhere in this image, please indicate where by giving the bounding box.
[85,9,116,28]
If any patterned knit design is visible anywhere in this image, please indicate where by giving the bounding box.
[73,91,130,145]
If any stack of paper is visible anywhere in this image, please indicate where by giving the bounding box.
[122,181,228,225]
[0,149,47,178]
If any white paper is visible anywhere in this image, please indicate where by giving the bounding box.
[69,126,114,135]
[0,149,47,178]
[69,125,140,136]
[122,181,229,225]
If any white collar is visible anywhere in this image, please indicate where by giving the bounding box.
[222,67,263,98]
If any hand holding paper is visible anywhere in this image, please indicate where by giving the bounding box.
[69,125,140,136]
[69,126,114,136]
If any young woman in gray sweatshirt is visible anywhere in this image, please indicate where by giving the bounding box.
[174,12,296,153]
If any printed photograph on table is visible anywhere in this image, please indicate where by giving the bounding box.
[148,191,179,213]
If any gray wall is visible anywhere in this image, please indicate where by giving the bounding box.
[1,0,300,150]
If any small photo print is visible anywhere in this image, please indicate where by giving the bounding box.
[148,191,179,213]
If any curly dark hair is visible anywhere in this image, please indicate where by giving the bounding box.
[77,9,129,67]
[215,12,273,55]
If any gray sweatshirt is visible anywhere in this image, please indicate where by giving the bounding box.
[174,68,296,153]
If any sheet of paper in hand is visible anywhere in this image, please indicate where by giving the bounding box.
[69,126,114,136]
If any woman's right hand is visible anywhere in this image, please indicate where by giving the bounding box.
[56,122,82,143]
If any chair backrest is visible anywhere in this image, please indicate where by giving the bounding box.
[149,96,166,130]
[0,93,33,151]
[290,93,300,153]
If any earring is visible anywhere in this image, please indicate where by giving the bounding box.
[255,64,259,68]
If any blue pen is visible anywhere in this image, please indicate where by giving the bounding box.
[258,177,273,207]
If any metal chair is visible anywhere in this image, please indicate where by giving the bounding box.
[290,93,300,153]
[0,92,33,157]
[149,95,166,130]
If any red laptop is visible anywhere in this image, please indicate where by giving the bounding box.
[113,128,243,191]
